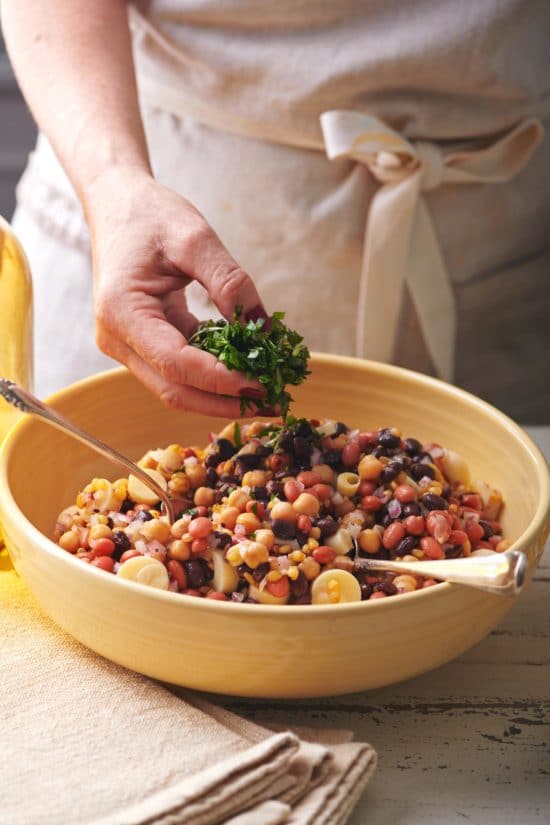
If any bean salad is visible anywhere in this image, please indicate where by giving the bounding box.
[54,418,509,605]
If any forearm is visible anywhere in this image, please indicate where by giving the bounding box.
[1,0,150,210]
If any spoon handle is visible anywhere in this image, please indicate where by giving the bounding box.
[355,549,527,596]
[0,379,176,523]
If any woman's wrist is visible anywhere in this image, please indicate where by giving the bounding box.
[82,164,154,228]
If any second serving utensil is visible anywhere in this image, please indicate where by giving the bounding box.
[0,379,176,523]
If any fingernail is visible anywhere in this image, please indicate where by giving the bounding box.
[245,305,271,329]
[239,387,265,399]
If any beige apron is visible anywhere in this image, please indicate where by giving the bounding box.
[13,1,550,419]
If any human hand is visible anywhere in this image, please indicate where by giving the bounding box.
[84,169,270,417]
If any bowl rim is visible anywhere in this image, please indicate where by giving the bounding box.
[1,355,549,618]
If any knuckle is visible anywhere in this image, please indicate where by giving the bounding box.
[95,326,113,357]
[213,264,251,306]
[159,386,188,412]
[186,220,214,252]
[149,351,181,384]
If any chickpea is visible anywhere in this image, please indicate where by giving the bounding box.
[171,516,191,539]
[218,506,239,529]
[227,488,250,511]
[299,557,321,581]
[315,464,335,484]
[242,470,268,488]
[236,512,262,534]
[358,455,384,480]
[358,528,381,554]
[88,524,113,542]
[271,501,297,522]
[168,540,192,561]
[140,518,172,545]
[185,462,207,489]
[168,473,191,496]
[59,530,80,553]
[194,486,215,507]
[255,529,275,550]
[159,444,184,473]
[292,493,320,517]
[392,574,418,593]
[242,541,269,569]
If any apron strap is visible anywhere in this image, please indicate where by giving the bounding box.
[321,111,544,382]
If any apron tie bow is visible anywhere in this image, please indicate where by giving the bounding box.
[320,110,543,381]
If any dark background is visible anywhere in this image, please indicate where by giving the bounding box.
[0,29,37,219]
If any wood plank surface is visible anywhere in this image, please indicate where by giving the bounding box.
[224,426,550,824]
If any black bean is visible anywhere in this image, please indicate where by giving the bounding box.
[231,591,246,603]
[292,436,311,463]
[394,536,418,556]
[334,422,348,436]
[292,593,312,605]
[374,580,398,596]
[220,473,239,485]
[317,517,339,539]
[135,509,153,522]
[404,437,423,455]
[402,501,422,517]
[422,493,449,511]
[360,583,374,600]
[272,519,296,540]
[377,429,401,449]
[218,438,237,460]
[445,545,464,559]
[323,450,342,468]
[205,467,218,487]
[479,520,494,539]
[381,460,403,484]
[296,420,314,438]
[278,430,294,451]
[111,530,132,553]
[380,512,393,528]
[295,529,309,546]
[252,562,271,582]
[290,570,309,598]
[266,480,284,497]
[184,558,209,588]
[411,463,436,481]
[372,445,388,458]
[252,485,269,501]
[119,498,134,514]
[213,531,232,549]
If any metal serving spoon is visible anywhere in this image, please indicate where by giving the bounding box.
[353,548,527,596]
[0,379,176,523]
[0,378,528,595]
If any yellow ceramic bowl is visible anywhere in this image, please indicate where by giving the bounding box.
[1,356,549,698]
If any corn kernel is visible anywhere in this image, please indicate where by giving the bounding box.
[278,544,292,555]
[310,527,321,540]
[226,546,243,567]
[266,570,282,582]
[412,548,425,559]
[113,479,128,499]
[288,550,305,563]
[287,565,300,581]
[307,538,319,550]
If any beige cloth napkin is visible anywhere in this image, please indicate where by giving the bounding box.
[0,560,376,825]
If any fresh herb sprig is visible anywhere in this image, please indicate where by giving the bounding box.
[189,308,310,417]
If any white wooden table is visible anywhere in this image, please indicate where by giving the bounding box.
[225,427,550,824]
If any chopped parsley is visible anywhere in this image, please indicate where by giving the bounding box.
[189,308,310,417]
